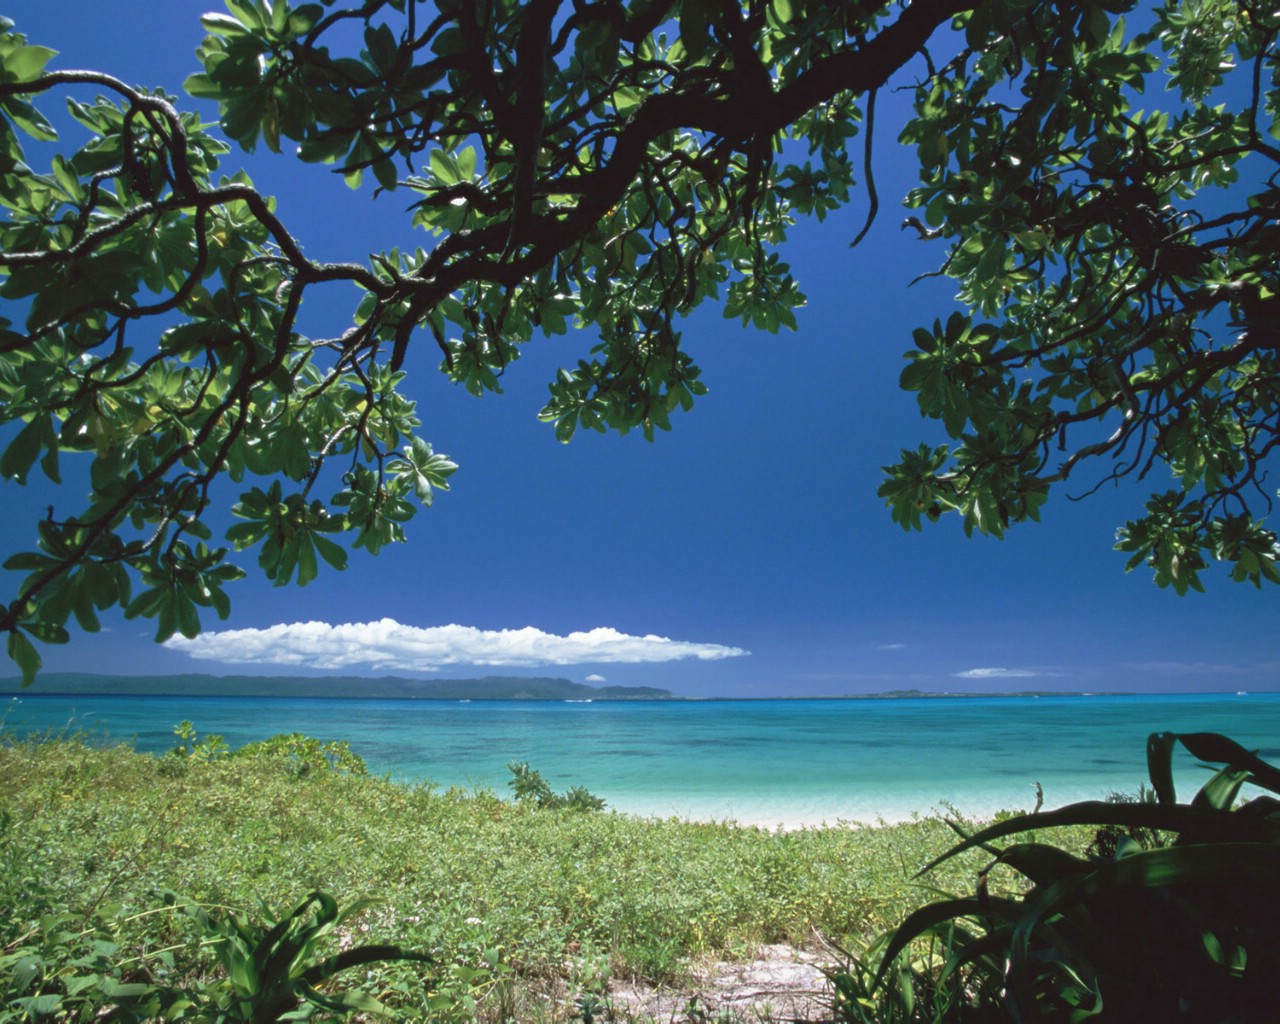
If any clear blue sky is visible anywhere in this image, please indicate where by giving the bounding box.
[4,3,1277,697]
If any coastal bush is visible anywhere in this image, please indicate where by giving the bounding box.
[236,732,369,778]
[161,722,368,779]
[507,761,606,812]
[0,903,164,1023]
[169,720,230,762]
[858,732,1280,1022]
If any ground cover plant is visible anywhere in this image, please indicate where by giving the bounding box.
[0,726,1058,1022]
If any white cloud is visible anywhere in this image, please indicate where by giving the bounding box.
[169,618,749,672]
[954,667,1039,679]
[584,673,606,682]
[877,643,907,651]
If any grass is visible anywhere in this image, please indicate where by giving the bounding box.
[0,729,1082,1021]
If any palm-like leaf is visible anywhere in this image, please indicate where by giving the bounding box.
[859,732,1280,1023]
[171,890,434,1022]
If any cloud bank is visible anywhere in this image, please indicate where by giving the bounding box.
[169,618,749,672]
[953,667,1041,679]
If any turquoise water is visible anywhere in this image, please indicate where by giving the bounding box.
[4,692,1278,826]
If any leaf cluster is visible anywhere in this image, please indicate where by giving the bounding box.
[1,0,962,678]
[881,0,1280,590]
[6,0,1278,686]
[506,760,607,812]
[865,730,1280,1021]
[167,889,435,1021]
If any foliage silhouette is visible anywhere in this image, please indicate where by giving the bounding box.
[2,1,1278,680]
[855,731,1280,1022]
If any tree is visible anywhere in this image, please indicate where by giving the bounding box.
[1,0,1277,683]
[876,0,1280,598]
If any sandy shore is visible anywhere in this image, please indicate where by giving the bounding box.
[607,795,1005,831]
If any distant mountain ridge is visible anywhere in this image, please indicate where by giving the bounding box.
[0,673,677,701]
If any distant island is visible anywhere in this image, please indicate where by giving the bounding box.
[0,673,677,701]
[0,677,1165,701]
[840,689,1135,699]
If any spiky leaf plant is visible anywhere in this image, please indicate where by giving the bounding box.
[173,890,433,1022]
[865,732,1280,1023]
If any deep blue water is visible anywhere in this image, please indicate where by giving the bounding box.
[4,692,1278,826]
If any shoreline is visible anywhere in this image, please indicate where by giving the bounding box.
[590,790,1039,831]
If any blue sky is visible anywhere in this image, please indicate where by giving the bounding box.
[3,2,1277,697]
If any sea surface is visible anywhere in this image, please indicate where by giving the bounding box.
[4,691,1278,827]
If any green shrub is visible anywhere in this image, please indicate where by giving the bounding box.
[0,905,176,1023]
[169,720,230,762]
[859,731,1280,1022]
[169,889,434,1021]
[235,732,368,778]
[506,762,606,812]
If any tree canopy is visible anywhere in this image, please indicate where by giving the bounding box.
[1,0,1278,683]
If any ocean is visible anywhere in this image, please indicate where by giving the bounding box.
[4,691,1278,827]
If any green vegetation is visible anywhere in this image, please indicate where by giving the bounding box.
[1,728,1042,1021]
[170,890,436,1021]
[7,723,1276,1021]
[507,761,608,813]
[839,731,1280,1022]
[3,1,1279,681]
[3,0,1277,1013]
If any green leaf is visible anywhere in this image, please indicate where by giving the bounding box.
[270,0,291,35]
[456,146,476,180]
[155,595,179,642]
[873,896,994,988]
[372,154,397,192]
[395,436,456,505]
[200,12,250,36]
[184,72,223,99]
[364,22,398,74]
[1147,732,1178,804]
[3,551,53,571]
[23,620,69,644]
[680,0,712,61]
[296,533,318,586]
[3,44,57,82]
[175,593,201,639]
[225,0,266,31]
[995,842,1091,886]
[428,148,456,184]
[7,629,41,686]
[311,532,348,571]
[916,800,1248,878]
[1191,765,1248,812]
[16,994,62,1016]
[0,415,47,483]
